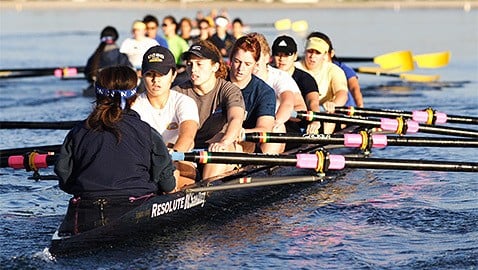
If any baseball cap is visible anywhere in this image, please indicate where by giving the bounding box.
[132,20,146,30]
[182,43,220,62]
[142,46,176,75]
[305,37,330,54]
[214,16,229,28]
[272,35,297,56]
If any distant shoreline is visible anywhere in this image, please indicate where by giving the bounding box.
[1,1,476,11]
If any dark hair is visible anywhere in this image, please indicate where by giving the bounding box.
[87,66,138,142]
[163,15,179,34]
[143,14,159,25]
[230,35,261,62]
[307,32,337,60]
[87,26,119,82]
[232,18,243,26]
[198,18,210,27]
[193,40,228,79]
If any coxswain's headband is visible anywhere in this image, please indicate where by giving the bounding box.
[95,84,137,110]
[100,36,115,44]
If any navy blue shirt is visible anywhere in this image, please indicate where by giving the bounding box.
[235,75,276,129]
[333,60,357,107]
[54,110,175,198]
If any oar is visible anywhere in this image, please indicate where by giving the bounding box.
[186,175,323,193]
[413,51,451,68]
[291,20,308,32]
[248,19,307,32]
[339,50,414,72]
[353,66,440,82]
[339,51,449,69]
[0,120,80,129]
[0,144,62,158]
[292,111,478,138]
[0,66,85,79]
[0,145,61,169]
[172,151,478,172]
[243,132,478,148]
[335,106,478,125]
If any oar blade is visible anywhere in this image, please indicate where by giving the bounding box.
[399,73,440,83]
[274,18,292,31]
[413,51,451,68]
[374,50,414,72]
[291,20,308,32]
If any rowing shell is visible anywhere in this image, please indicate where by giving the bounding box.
[49,127,361,256]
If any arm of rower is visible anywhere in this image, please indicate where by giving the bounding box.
[347,76,364,108]
[305,91,320,113]
[305,91,321,133]
[221,106,245,145]
[173,120,199,152]
[275,91,295,124]
[293,92,307,112]
[333,89,348,107]
[244,115,275,133]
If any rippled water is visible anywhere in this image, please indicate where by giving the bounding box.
[1,5,477,269]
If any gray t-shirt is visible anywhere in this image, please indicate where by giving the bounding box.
[173,78,245,148]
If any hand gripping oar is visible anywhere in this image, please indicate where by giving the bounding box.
[0,66,85,79]
[243,132,478,149]
[0,120,80,130]
[172,151,478,173]
[335,106,478,126]
[292,111,478,138]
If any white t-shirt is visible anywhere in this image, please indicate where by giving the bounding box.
[119,37,159,69]
[132,91,199,146]
[265,66,301,112]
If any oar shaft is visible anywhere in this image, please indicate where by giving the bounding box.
[387,136,478,147]
[173,151,298,166]
[0,66,85,79]
[345,157,478,172]
[173,151,478,172]
[293,111,478,138]
[0,121,80,130]
[336,107,478,125]
[187,175,322,193]
[0,144,62,157]
[1,153,58,169]
[337,57,373,62]
[244,132,478,148]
